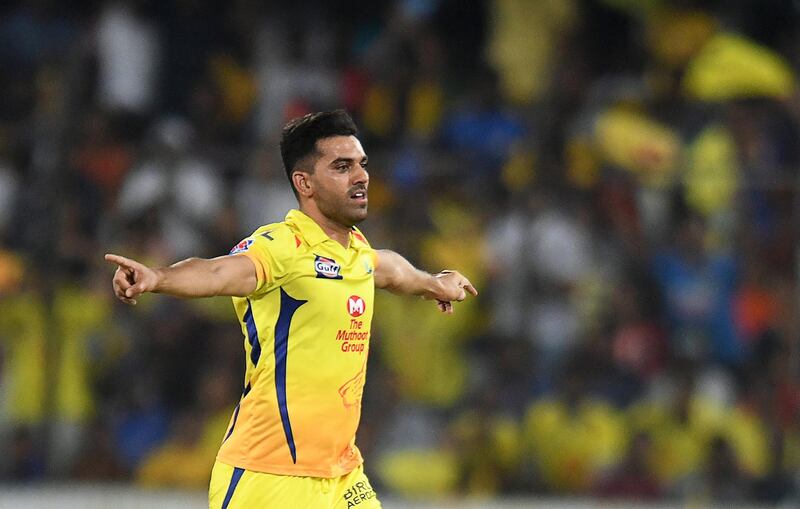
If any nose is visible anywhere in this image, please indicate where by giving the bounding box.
[352,164,369,186]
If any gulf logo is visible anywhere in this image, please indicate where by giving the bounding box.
[314,255,342,279]
[347,296,365,317]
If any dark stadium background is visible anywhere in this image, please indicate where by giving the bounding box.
[0,0,798,507]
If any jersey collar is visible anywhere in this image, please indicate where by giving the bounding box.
[286,209,342,248]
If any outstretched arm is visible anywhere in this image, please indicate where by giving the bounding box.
[373,249,478,314]
[104,253,258,305]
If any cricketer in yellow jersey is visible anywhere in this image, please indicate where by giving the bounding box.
[105,110,477,508]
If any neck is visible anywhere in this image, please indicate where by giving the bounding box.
[299,202,350,247]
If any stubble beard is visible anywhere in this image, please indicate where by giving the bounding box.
[319,194,368,228]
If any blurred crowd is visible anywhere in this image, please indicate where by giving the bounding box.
[0,0,799,505]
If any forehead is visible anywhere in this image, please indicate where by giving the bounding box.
[315,135,366,161]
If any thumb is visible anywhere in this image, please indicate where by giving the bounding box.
[125,280,148,298]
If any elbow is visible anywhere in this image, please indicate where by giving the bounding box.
[208,256,257,297]
[376,266,403,294]
[207,260,231,297]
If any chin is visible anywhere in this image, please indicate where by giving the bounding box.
[349,208,368,224]
[343,206,368,226]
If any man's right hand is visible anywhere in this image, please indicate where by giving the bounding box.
[105,253,160,305]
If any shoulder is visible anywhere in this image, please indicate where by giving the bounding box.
[251,222,297,246]
[230,221,299,260]
[230,221,302,286]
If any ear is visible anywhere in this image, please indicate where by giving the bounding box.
[292,171,313,197]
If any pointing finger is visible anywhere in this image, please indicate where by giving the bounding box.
[105,253,128,265]
[105,253,141,273]
[464,282,478,296]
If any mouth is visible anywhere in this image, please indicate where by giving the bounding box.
[349,188,368,206]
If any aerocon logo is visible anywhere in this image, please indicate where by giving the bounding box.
[347,296,365,317]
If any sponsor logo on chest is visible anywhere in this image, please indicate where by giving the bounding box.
[337,295,369,353]
[347,295,365,317]
[314,255,343,279]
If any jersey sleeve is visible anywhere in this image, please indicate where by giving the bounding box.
[229,224,295,297]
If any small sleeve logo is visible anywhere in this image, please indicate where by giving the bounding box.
[229,238,254,254]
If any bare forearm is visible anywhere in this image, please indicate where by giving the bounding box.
[106,250,257,305]
[151,258,227,297]
[374,250,442,298]
[373,250,478,315]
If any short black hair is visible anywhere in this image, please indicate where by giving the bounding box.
[279,110,359,195]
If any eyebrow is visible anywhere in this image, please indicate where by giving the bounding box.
[330,156,368,165]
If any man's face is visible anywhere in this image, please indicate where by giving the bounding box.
[306,135,369,227]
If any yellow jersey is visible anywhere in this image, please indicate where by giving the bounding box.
[216,209,378,478]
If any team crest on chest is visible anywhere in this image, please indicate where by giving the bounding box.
[314,255,343,279]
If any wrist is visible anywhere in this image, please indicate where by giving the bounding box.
[421,272,444,299]
[151,267,166,293]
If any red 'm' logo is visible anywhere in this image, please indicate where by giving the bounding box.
[347,296,365,317]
